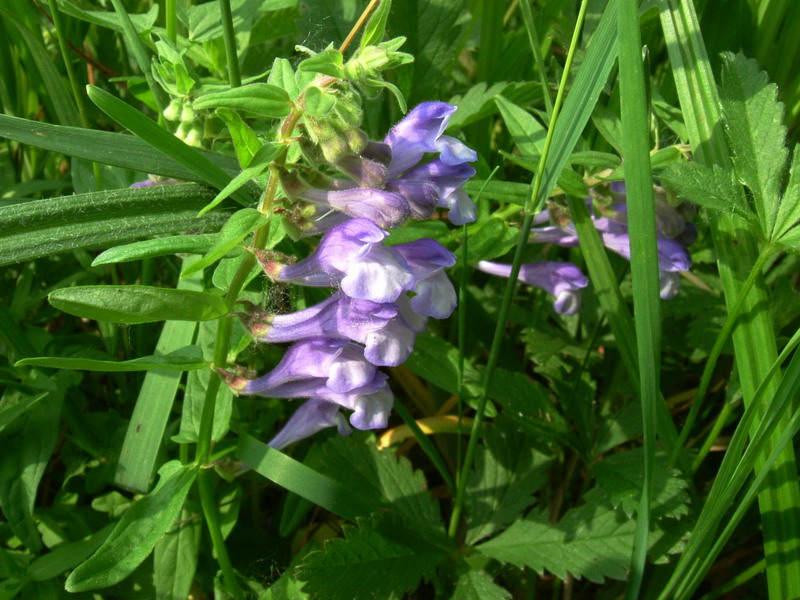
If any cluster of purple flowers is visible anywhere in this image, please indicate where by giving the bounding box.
[478,182,694,313]
[229,102,477,449]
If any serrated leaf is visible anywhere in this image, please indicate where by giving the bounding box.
[659,161,751,220]
[451,569,511,600]
[183,209,269,276]
[720,53,788,237]
[65,461,198,592]
[16,346,206,372]
[592,449,690,519]
[359,0,392,49]
[465,424,552,544]
[49,286,229,324]
[295,514,446,600]
[194,83,293,119]
[316,434,444,538]
[774,145,800,244]
[495,95,546,156]
[477,502,635,583]
[0,184,230,268]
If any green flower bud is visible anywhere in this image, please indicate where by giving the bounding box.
[163,98,182,122]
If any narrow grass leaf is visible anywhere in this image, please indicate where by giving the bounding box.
[0,114,239,179]
[237,434,376,522]
[87,85,249,203]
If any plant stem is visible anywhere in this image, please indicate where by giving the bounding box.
[47,0,104,190]
[219,0,242,88]
[670,243,776,467]
[166,0,177,42]
[339,0,382,53]
[447,0,590,539]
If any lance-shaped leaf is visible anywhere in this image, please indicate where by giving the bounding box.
[49,286,228,324]
[65,461,198,592]
[193,83,293,119]
[182,209,269,276]
[16,346,206,372]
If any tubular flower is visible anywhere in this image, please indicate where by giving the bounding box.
[529,185,694,299]
[284,102,478,228]
[476,261,589,315]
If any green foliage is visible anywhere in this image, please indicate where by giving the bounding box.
[295,513,447,600]
[477,499,635,583]
[65,461,198,592]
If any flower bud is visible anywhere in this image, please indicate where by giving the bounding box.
[163,98,182,122]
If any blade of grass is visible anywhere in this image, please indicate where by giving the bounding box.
[87,85,250,204]
[618,0,662,595]
[658,0,800,596]
[108,0,168,115]
[448,0,592,539]
[114,259,201,493]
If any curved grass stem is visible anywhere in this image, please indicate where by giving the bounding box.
[447,0,590,539]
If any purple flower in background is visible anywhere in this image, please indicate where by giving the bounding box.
[529,186,694,299]
[477,261,589,315]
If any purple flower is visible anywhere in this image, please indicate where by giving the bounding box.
[477,261,589,315]
[294,186,411,229]
[394,239,458,318]
[266,218,415,303]
[255,291,420,366]
[268,398,352,450]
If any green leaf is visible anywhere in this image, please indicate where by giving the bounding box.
[465,424,552,544]
[592,449,690,519]
[237,434,376,521]
[298,48,344,78]
[659,162,749,217]
[91,234,228,266]
[214,108,264,168]
[719,52,788,238]
[774,145,800,244]
[296,0,359,50]
[315,435,444,538]
[460,218,519,263]
[495,95,546,156]
[0,184,230,267]
[153,506,201,600]
[0,383,65,552]
[56,0,159,33]
[87,85,248,203]
[16,346,206,372]
[0,114,239,180]
[360,0,392,49]
[27,525,113,581]
[65,461,198,592]
[268,57,300,100]
[194,83,293,119]
[295,513,447,600]
[302,86,338,118]
[0,392,47,435]
[116,261,201,493]
[451,569,511,600]
[49,285,229,324]
[183,209,269,276]
[477,501,635,583]
[392,0,464,105]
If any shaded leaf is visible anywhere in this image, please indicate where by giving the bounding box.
[16,346,206,372]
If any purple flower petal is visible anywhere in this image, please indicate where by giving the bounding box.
[435,135,478,165]
[268,398,351,450]
[410,269,457,319]
[441,188,476,225]
[384,102,457,175]
[659,271,681,299]
[385,180,439,219]
[300,188,410,229]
